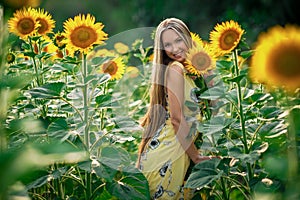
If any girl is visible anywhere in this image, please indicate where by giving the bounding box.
[137,18,212,199]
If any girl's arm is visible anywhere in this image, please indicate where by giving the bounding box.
[166,62,206,164]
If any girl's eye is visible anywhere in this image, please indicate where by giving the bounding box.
[176,38,183,43]
[164,43,171,48]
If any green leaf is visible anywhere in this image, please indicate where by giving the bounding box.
[95,188,114,200]
[21,42,31,50]
[258,121,286,139]
[216,60,233,71]
[47,118,69,141]
[99,146,131,168]
[23,51,36,58]
[98,73,111,85]
[91,56,113,66]
[26,167,68,190]
[185,100,199,111]
[259,106,284,119]
[185,158,222,189]
[226,74,245,83]
[106,166,150,200]
[0,74,31,89]
[200,85,226,100]
[198,115,236,135]
[96,94,112,106]
[36,51,52,60]
[93,161,118,181]
[244,92,272,103]
[228,147,260,164]
[29,82,65,99]
[240,50,254,59]
[112,116,142,133]
[289,107,300,143]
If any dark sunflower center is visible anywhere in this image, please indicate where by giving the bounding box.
[191,52,211,71]
[220,29,239,50]
[17,18,35,35]
[271,46,300,78]
[37,18,48,34]
[6,53,15,63]
[70,26,97,48]
[103,61,118,75]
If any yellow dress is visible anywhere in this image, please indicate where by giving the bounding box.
[139,62,198,200]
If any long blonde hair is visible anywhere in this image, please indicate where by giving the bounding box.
[138,18,192,156]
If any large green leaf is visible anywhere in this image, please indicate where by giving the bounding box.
[226,74,246,83]
[99,146,131,168]
[216,60,234,72]
[95,94,122,108]
[51,63,76,73]
[29,82,65,99]
[106,166,150,200]
[185,158,222,189]
[26,167,68,190]
[257,121,286,138]
[198,115,236,135]
[200,85,227,100]
[112,116,142,133]
[0,74,31,89]
[47,118,70,141]
[259,106,283,119]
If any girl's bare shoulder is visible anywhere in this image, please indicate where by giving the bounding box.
[167,61,185,74]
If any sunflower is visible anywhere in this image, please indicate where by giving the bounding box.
[6,52,16,64]
[250,25,300,91]
[35,8,55,35]
[53,32,67,49]
[114,42,129,54]
[63,14,108,54]
[191,32,203,47]
[126,66,140,78]
[185,43,216,76]
[210,20,244,56]
[7,7,40,39]
[3,0,40,9]
[87,48,116,60]
[99,57,125,80]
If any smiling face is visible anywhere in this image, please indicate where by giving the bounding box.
[161,29,189,62]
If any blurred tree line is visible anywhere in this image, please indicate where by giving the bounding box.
[1,0,300,46]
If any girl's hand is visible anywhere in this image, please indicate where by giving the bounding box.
[192,154,221,164]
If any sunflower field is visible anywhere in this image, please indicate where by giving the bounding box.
[0,4,300,200]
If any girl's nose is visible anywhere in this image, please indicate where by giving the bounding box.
[172,43,179,52]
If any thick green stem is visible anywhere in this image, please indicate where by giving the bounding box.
[29,37,41,86]
[82,53,92,199]
[220,177,229,200]
[233,50,248,154]
[232,50,253,181]
[82,53,90,150]
[85,172,92,200]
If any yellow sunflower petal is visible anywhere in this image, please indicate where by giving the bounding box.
[114,42,129,54]
[3,0,40,9]
[191,32,203,47]
[53,32,67,49]
[210,20,244,56]
[35,8,55,35]
[8,7,39,39]
[250,25,300,91]
[126,66,140,78]
[99,57,125,80]
[185,43,216,76]
[63,14,108,54]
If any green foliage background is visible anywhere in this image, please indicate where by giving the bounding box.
[2,0,300,44]
[0,1,300,200]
